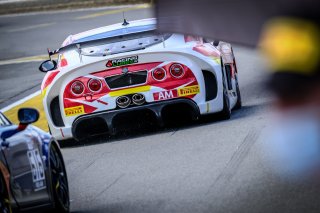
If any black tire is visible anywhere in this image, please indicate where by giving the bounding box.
[218,58,231,120]
[232,50,242,110]
[50,144,70,213]
[58,139,79,148]
[234,74,242,110]
[0,174,11,213]
[48,125,52,134]
[219,88,231,120]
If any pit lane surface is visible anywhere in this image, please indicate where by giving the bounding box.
[1,6,319,213]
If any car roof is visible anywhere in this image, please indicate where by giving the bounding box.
[62,18,157,47]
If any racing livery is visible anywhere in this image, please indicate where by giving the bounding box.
[0,109,69,212]
[39,18,242,141]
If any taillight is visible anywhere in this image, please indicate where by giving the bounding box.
[88,78,102,92]
[71,81,84,96]
[170,63,185,78]
[152,68,166,81]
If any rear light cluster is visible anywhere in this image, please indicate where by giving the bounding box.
[88,79,102,92]
[152,63,185,81]
[71,81,85,96]
[70,78,102,96]
[170,64,184,78]
[152,68,166,81]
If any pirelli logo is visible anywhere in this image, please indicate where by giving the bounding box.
[178,85,200,97]
[64,105,84,117]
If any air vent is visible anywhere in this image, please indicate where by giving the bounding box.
[50,96,64,127]
[202,70,218,101]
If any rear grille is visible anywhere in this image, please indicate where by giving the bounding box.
[105,71,147,89]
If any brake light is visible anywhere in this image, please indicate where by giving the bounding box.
[88,78,102,92]
[71,81,84,96]
[152,68,166,81]
[170,63,185,78]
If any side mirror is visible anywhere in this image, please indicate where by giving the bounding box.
[18,108,39,125]
[1,108,39,142]
[39,60,57,72]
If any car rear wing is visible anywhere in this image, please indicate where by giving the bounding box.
[48,30,171,57]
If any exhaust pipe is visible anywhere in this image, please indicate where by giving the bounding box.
[132,93,145,106]
[116,96,131,108]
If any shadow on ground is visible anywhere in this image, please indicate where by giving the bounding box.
[60,102,269,149]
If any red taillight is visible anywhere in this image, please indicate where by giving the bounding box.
[170,63,185,78]
[71,81,84,96]
[88,78,102,92]
[152,68,166,81]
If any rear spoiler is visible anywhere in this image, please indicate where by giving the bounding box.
[48,30,172,58]
[48,30,163,56]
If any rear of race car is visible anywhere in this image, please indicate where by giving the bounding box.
[41,21,229,141]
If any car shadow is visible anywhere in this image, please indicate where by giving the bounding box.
[61,103,269,149]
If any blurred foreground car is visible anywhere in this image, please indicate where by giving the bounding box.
[39,18,241,142]
[0,108,69,212]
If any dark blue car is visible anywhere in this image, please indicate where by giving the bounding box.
[0,108,69,213]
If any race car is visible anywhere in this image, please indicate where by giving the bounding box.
[39,18,241,141]
[0,108,69,212]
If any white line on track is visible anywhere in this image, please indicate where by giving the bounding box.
[0,90,40,113]
[0,0,31,4]
[6,22,56,33]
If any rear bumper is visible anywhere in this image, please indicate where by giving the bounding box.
[72,98,200,140]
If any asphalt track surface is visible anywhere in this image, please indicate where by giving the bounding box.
[1,6,320,213]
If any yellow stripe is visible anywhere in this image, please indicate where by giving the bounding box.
[0,55,47,66]
[7,22,56,33]
[109,85,151,97]
[0,54,58,66]
[212,57,221,65]
[41,87,48,97]
[75,4,150,20]
[3,94,48,132]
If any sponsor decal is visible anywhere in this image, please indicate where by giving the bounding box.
[153,90,178,101]
[27,149,46,191]
[64,105,85,117]
[178,85,200,97]
[153,85,200,101]
[106,56,138,68]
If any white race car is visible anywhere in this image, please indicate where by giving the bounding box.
[39,18,242,142]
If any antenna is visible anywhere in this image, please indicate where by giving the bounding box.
[76,44,83,63]
[162,35,166,48]
[47,48,52,60]
[122,12,129,26]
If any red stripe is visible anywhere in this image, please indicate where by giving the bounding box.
[60,128,65,138]
[97,100,108,105]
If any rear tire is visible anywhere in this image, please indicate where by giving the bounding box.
[219,58,231,120]
[234,75,242,110]
[219,88,231,120]
[50,144,70,213]
[232,52,242,110]
[0,174,11,213]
